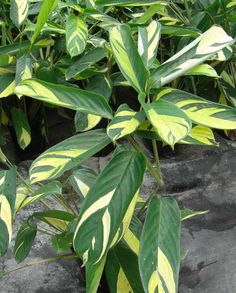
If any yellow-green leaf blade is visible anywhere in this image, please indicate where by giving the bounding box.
[107,104,145,141]
[110,24,148,93]
[139,94,192,147]
[29,129,111,183]
[15,78,113,119]
[73,151,146,265]
[139,197,181,293]
[0,167,16,256]
[159,88,236,130]
[66,14,88,57]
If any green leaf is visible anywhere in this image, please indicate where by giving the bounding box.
[96,0,166,6]
[31,0,59,44]
[33,210,75,231]
[219,80,236,108]
[139,197,181,293]
[138,21,161,69]
[13,220,37,263]
[19,181,62,209]
[51,232,72,253]
[15,78,113,119]
[0,38,54,56]
[185,64,219,77]
[110,24,148,93]
[15,55,32,88]
[180,125,218,146]
[0,167,16,256]
[181,209,208,221]
[86,258,106,293]
[139,93,192,147]
[69,166,97,198]
[66,14,88,57]
[0,74,15,98]
[74,74,112,132]
[106,243,144,293]
[29,129,111,183]
[11,107,31,150]
[158,88,236,130]
[10,0,29,27]
[151,26,234,88]
[66,48,106,80]
[107,104,145,141]
[161,25,201,37]
[73,151,146,265]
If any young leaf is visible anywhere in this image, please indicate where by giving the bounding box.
[15,78,113,119]
[19,181,62,209]
[66,47,107,80]
[107,104,145,141]
[106,243,144,293]
[10,0,29,27]
[31,0,59,44]
[139,197,181,293]
[158,88,236,130]
[29,129,111,183]
[73,151,146,265]
[33,210,75,231]
[110,24,148,93]
[0,167,16,256]
[69,166,97,198]
[138,21,161,69]
[13,220,37,263]
[180,125,218,146]
[11,107,31,150]
[66,14,88,57]
[139,93,192,147]
[151,26,234,88]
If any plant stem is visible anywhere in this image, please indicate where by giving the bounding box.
[128,136,164,188]
[1,254,79,279]
[183,0,191,21]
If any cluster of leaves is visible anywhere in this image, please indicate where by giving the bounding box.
[0,0,236,293]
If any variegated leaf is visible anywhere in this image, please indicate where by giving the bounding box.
[151,26,234,88]
[185,64,218,77]
[0,74,15,98]
[19,181,62,209]
[15,78,113,119]
[29,129,111,183]
[11,107,31,150]
[110,24,148,93]
[158,88,236,130]
[106,243,144,293]
[138,21,161,69]
[107,104,145,141]
[97,0,166,6]
[180,125,218,146]
[66,14,88,57]
[69,166,97,198]
[139,93,192,147]
[32,210,75,231]
[0,167,16,256]
[10,0,29,27]
[66,48,107,80]
[73,151,146,265]
[139,197,181,293]
[13,220,37,263]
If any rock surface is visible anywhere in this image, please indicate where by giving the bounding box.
[0,135,236,292]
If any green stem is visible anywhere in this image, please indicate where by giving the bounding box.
[183,0,191,21]
[128,136,164,188]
